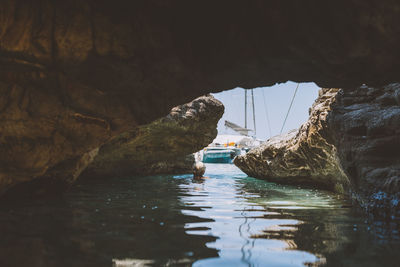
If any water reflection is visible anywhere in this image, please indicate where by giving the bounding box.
[238,176,400,267]
[181,164,322,266]
[182,164,400,267]
[0,176,217,267]
[0,164,399,266]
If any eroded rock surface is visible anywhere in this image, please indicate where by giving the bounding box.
[85,95,223,177]
[234,89,349,192]
[328,84,400,217]
[236,85,400,218]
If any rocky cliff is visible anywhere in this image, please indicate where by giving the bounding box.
[235,85,400,218]
[234,89,349,193]
[85,95,223,177]
[328,84,400,218]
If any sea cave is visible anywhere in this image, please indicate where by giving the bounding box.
[0,1,399,266]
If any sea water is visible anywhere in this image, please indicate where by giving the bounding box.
[0,164,399,266]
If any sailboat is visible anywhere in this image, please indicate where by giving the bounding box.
[202,84,301,163]
[202,146,241,163]
[202,89,258,163]
[225,89,261,149]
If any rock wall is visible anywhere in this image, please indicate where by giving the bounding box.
[235,85,400,218]
[328,84,400,218]
[234,89,349,192]
[85,95,223,177]
[1,1,400,197]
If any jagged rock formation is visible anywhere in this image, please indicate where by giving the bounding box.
[234,89,349,192]
[235,85,400,218]
[328,84,400,217]
[85,95,223,177]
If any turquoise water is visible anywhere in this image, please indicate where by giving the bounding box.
[0,164,399,266]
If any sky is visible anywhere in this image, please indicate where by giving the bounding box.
[212,81,320,140]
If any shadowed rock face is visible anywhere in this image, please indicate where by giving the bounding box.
[1,1,400,197]
[328,84,400,217]
[85,95,223,177]
[234,89,349,192]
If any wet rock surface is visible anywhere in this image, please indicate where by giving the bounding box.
[234,89,349,192]
[84,95,223,177]
[328,84,400,218]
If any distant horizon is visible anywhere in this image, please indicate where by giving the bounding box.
[212,82,320,140]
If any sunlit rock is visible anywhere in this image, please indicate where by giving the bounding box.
[234,88,349,192]
[236,85,400,218]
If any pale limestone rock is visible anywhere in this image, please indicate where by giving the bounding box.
[234,89,349,193]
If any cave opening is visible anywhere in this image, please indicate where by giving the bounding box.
[196,81,320,166]
[212,81,320,140]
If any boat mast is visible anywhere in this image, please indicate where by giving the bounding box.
[280,83,300,134]
[244,89,247,128]
[262,88,272,138]
[251,89,256,136]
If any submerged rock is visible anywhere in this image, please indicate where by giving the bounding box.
[234,88,349,192]
[193,161,206,178]
[84,95,223,177]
